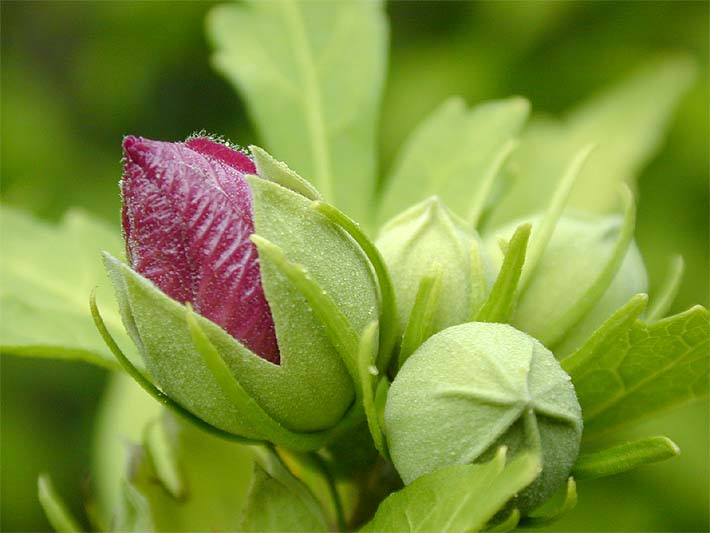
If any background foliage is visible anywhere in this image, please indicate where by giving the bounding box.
[1,1,707,531]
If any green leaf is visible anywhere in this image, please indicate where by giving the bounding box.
[37,474,82,533]
[124,413,255,533]
[488,56,696,227]
[475,223,531,323]
[360,448,541,533]
[0,205,127,369]
[572,436,680,480]
[379,96,529,226]
[208,0,387,225]
[240,458,329,532]
[564,305,709,438]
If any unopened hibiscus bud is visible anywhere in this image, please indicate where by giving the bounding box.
[105,136,379,448]
[485,212,648,356]
[385,322,582,513]
[375,197,493,342]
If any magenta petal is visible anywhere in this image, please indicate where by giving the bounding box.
[121,135,280,364]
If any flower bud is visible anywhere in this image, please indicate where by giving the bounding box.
[485,213,648,356]
[384,322,582,513]
[107,136,379,447]
[375,197,493,338]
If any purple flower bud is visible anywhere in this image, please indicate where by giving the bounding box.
[121,135,280,364]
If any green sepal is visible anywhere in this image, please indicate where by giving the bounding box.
[101,253,360,448]
[572,436,680,480]
[398,263,443,369]
[90,288,250,446]
[250,145,322,200]
[647,255,685,322]
[519,477,577,528]
[485,508,520,532]
[520,144,594,289]
[309,200,398,371]
[357,321,388,458]
[38,474,82,533]
[240,447,329,532]
[547,186,637,348]
[475,223,531,323]
[250,235,360,380]
[360,447,541,533]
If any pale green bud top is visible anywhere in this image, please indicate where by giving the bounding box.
[486,212,648,356]
[376,196,492,337]
[385,322,582,513]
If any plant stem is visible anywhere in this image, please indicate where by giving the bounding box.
[309,452,346,532]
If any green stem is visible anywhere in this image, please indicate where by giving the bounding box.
[309,453,346,532]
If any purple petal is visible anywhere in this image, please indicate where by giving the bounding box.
[121,136,279,364]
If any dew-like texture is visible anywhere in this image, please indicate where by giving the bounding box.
[385,322,582,513]
[121,136,279,363]
[485,213,648,356]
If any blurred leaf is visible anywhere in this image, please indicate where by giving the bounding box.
[563,304,709,439]
[0,205,128,369]
[489,56,696,227]
[573,436,680,480]
[37,474,82,533]
[240,448,329,532]
[124,413,254,533]
[360,449,540,533]
[379,97,528,226]
[208,0,387,226]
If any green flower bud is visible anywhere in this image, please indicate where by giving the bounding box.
[486,212,648,356]
[385,322,582,513]
[376,197,493,337]
[104,138,379,450]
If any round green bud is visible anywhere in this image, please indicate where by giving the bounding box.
[385,322,582,513]
[376,196,493,336]
[486,213,648,356]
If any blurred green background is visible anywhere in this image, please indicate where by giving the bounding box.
[1,1,707,531]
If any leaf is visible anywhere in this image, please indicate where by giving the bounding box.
[563,304,709,438]
[361,448,541,533]
[124,412,255,533]
[37,474,82,533]
[488,55,696,227]
[208,0,387,226]
[0,205,128,369]
[379,96,528,226]
[475,223,531,323]
[239,464,329,533]
[572,436,680,480]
